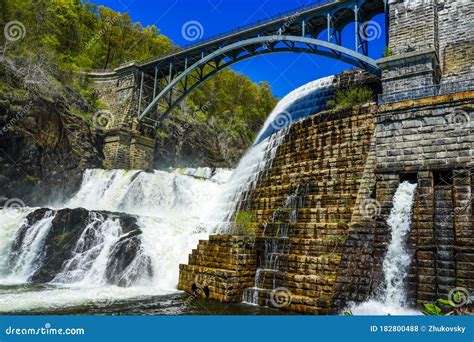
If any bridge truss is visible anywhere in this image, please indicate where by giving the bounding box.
[135,0,387,127]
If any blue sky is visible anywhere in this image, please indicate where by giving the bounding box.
[90,0,386,98]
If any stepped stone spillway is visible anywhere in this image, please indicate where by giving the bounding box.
[179,106,377,314]
[179,89,474,314]
[177,0,474,308]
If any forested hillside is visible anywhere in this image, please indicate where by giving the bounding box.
[0,0,277,203]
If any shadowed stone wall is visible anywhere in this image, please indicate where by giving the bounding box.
[88,63,155,170]
[178,107,377,314]
[334,91,473,310]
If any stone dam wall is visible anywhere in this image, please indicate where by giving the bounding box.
[178,91,473,314]
[179,106,378,314]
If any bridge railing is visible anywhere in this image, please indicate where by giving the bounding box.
[378,79,474,105]
[140,0,336,65]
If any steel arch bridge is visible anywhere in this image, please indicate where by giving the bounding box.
[135,0,387,127]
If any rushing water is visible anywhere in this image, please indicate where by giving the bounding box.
[0,76,343,314]
[349,181,420,315]
[243,185,309,306]
[216,75,336,233]
[0,168,233,313]
[256,75,335,144]
[214,129,288,233]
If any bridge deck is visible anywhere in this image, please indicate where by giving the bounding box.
[139,0,385,72]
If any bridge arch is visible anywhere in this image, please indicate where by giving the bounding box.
[138,35,380,124]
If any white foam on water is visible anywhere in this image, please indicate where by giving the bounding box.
[0,169,228,311]
[349,299,420,316]
[0,75,338,312]
[0,285,171,313]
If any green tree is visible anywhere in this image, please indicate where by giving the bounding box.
[0,0,277,138]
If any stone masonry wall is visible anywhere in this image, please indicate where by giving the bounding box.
[89,63,155,170]
[375,92,473,173]
[179,92,473,314]
[376,92,473,307]
[178,235,257,303]
[381,0,473,97]
[438,0,474,83]
[334,91,473,311]
[388,0,439,54]
[179,107,377,314]
[381,0,441,94]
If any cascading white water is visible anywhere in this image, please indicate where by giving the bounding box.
[52,213,124,285]
[242,184,308,306]
[214,76,336,233]
[212,128,288,233]
[0,76,338,312]
[0,168,231,312]
[0,208,36,280]
[349,181,420,315]
[256,75,335,144]
[67,168,231,291]
[382,181,418,307]
[5,212,55,284]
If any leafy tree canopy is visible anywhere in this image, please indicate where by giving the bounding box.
[0,0,277,140]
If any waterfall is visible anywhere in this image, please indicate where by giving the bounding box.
[382,181,418,306]
[0,168,231,312]
[349,181,420,315]
[52,213,126,285]
[6,212,55,283]
[256,75,335,144]
[0,209,32,275]
[243,184,308,307]
[66,168,231,291]
[214,75,336,233]
[0,75,337,312]
[212,128,288,233]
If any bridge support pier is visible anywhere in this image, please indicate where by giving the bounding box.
[102,130,155,170]
[89,63,156,170]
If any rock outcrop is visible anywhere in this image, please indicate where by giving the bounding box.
[9,207,149,285]
[0,56,103,206]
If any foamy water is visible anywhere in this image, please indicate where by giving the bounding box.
[0,76,348,313]
[0,168,230,312]
[349,181,420,315]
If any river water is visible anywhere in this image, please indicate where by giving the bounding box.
[0,76,420,315]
